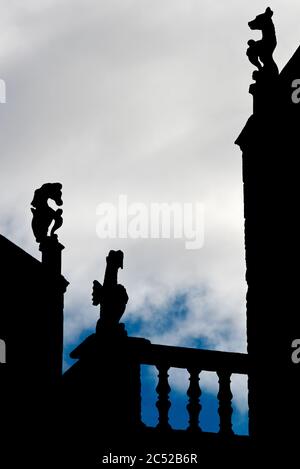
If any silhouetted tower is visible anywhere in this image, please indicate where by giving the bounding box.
[236,8,300,452]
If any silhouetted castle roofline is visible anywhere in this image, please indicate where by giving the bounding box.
[279,44,300,83]
[0,234,41,269]
[0,233,68,340]
[0,233,67,282]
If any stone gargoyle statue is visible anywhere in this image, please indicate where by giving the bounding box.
[31,183,63,243]
[247,7,279,81]
[92,250,129,337]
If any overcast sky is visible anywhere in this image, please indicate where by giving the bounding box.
[1,1,300,368]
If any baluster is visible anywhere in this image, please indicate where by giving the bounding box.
[217,370,234,435]
[186,368,202,432]
[156,365,171,430]
[131,362,144,427]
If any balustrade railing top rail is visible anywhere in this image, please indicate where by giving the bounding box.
[128,340,249,375]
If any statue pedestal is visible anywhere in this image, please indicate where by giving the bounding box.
[39,236,64,275]
[96,321,128,339]
[65,332,150,440]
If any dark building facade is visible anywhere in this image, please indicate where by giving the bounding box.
[0,234,67,384]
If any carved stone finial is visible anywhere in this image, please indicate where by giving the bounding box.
[247,7,279,84]
[31,183,63,243]
[92,250,129,337]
